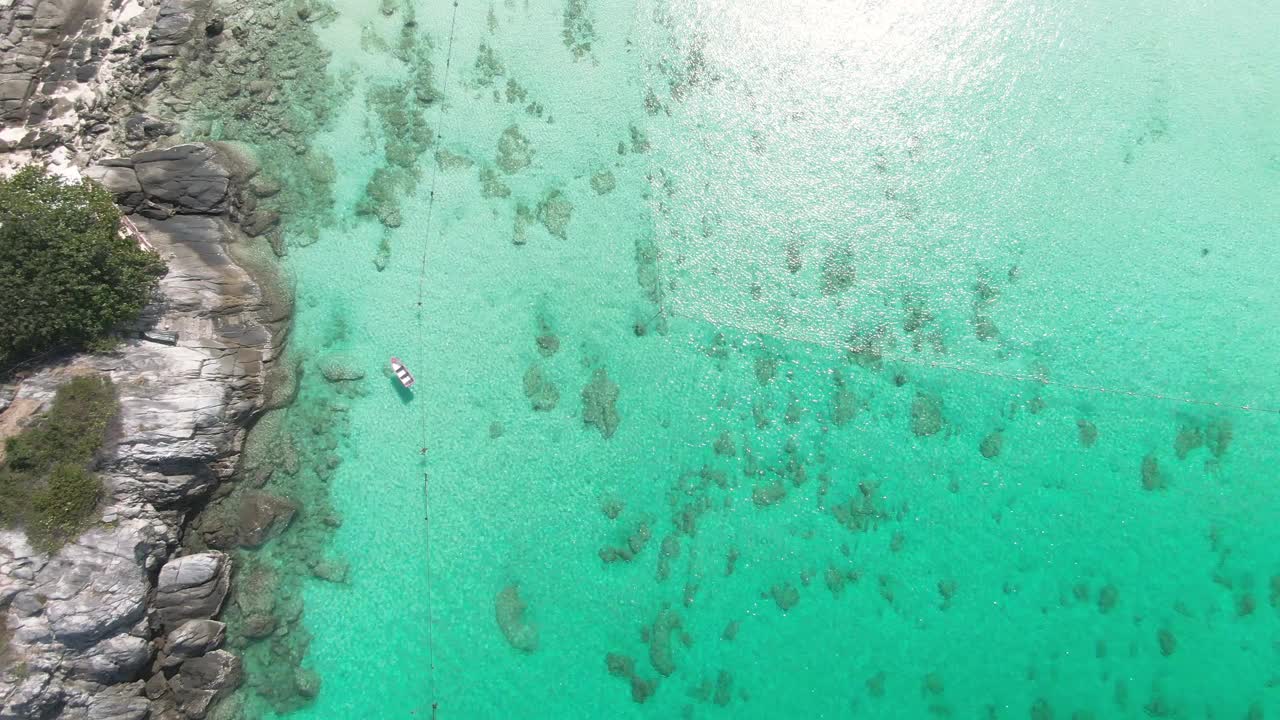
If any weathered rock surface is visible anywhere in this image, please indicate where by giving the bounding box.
[154,553,231,630]
[133,144,232,214]
[168,650,242,718]
[0,2,291,717]
[161,620,226,668]
[1,139,283,717]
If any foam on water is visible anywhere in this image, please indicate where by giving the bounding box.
[242,0,1280,717]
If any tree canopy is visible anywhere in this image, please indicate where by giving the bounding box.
[0,166,165,367]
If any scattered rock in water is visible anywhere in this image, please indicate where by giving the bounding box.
[479,166,511,198]
[1098,584,1119,613]
[356,165,412,228]
[537,189,574,239]
[630,675,656,704]
[536,332,560,357]
[606,652,634,678]
[784,395,805,424]
[1157,627,1177,656]
[713,431,736,456]
[911,392,945,437]
[1173,419,1204,460]
[513,202,534,245]
[938,579,958,610]
[771,582,800,612]
[237,492,298,548]
[647,608,683,677]
[751,478,787,507]
[1141,453,1165,491]
[972,312,999,341]
[713,670,733,706]
[601,498,623,519]
[599,520,651,563]
[435,148,474,170]
[831,484,886,533]
[497,125,534,173]
[563,0,596,58]
[473,42,505,86]
[373,234,392,272]
[317,354,365,383]
[591,169,616,195]
[310,559,349,584]
[582,368,620,439]
[1077,419,1098,448]
[980,431,1003,459]
[629,123,650,153]
[825,567,847,597]
[754,355,778,385]
[831,372,859,425]
[294,668,322,699]
[722,620,740,641]
[489,421,505,439]
[1205,419,1233,458]
[495,583,539,653]
[820,246,857,296]
[866,671,887,698]
[523,364,560,411]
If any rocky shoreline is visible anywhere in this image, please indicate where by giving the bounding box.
[1,2,297,718]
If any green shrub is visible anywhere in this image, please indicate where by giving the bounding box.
[0,166,166,368]
[29,464,103,547]
[0,375,116,550]
[4,374,117,473]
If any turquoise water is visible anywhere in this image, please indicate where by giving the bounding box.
[260,0,1280,717]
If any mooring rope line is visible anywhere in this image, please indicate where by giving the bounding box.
[412,2,463,718]
[674,309,1280,416]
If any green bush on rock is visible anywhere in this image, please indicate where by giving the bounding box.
[0,167,165,367]
[0,375,116,550]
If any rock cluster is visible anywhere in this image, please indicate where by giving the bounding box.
[2,129,282,720]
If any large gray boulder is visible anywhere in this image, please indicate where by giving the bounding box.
[161,620,226,668]
[153,553,231,630]
[85,685,151,720]
[133,144,231,214]
[169,650,242,719]
[144,0,199,67]
[67,632,152,683]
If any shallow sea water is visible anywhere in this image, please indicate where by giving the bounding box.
[273,1,1280,717]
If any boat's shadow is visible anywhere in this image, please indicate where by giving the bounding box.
[390,377,414,404]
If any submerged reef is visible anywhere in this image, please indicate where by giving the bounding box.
[495,583,539,653]
[582,368,621,439]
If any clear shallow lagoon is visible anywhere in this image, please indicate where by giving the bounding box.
[263,0,1280,717]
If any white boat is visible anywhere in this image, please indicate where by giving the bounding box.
[390,356,415,389]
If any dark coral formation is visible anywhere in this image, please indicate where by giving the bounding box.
[582,368,620,439]
[562,0,595,59]
[496,124,534,174]
[910,392,945,437]
[495,583,539,653]
[523,364,560,412]
[646,608,682,677]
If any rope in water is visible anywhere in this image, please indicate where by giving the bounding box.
[682,311,1280,416]
[413,2,463,717]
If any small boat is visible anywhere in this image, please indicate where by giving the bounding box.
[390,356,415,389]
